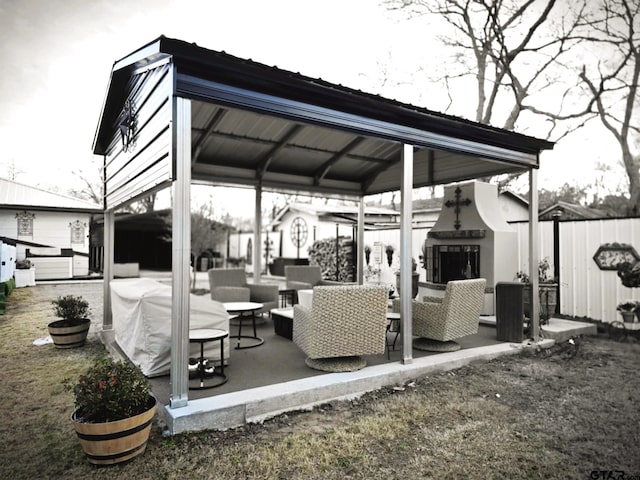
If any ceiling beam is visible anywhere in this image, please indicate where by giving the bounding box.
[257,124,304,178]
[192,108,227,165]
[313,136,365,185]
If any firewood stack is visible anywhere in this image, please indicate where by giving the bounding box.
[308,237,354,282]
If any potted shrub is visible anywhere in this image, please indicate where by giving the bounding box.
[395,257,419,299]
[516,257,558,325]
[616,300,637,323]
[69,356,156,466]
[48,295,91,348]
[14,258,36,288]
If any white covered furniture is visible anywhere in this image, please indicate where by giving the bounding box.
[111,278,230,377]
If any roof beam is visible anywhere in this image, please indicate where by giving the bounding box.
[257,124,304,178]
[314,136,365,185]
[192,108,227,165]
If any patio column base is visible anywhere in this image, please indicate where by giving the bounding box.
[305,356,367,372]
[413,338,461,352]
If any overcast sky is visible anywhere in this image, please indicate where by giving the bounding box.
[0,0,626,215]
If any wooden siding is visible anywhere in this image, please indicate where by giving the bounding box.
[104,62,173,210]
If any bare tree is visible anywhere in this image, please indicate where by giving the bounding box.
[385,0,590,134]
[574,0,640,214]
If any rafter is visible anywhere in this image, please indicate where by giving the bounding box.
[192,108,227,165]
[313,137,365,185]
[257,124,304,178]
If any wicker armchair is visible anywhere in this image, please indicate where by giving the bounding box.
[284,265,344,291]
[293,285,388,372]
[394,278,486,352]
[208,268,278,315]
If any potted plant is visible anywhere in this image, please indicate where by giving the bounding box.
[14,258,36,288]
[516,257,558,325]
[395,257,419,299]
[69,356,156,465]
[48,295,91,348]
[385,245,394,267]
[616,300,637,323]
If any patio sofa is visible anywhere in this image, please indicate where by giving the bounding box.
[293,284,388,372]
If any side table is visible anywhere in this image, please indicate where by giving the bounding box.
[188,328,229,390]
[386,312,401,359]
[223,302,265,349]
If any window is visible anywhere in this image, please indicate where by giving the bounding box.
[16,211,35,237]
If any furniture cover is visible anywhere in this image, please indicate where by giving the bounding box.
[293,285,388,372]
[284,265,344,291]
[395,278,486,352]
[111,278,230,377]
[208,268,278,315]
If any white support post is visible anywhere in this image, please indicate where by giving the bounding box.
[400,144,413,364]
[254,184,262,282]
[357,197,365,285]
[529,168,540,339]
[170,97,191,409]
[102,209,114,331]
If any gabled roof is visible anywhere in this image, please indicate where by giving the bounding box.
[271,202,398,226]
[0,177,102,212]
[93,36,554,205]
[539,201,616,220]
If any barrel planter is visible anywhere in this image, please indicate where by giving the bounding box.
[47,318,91,348]
[71,396,156,466]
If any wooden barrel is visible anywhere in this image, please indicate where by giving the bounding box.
[72,398,156,466]
[47,318,91,348]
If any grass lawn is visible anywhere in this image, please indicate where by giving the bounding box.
[1,286,639,479]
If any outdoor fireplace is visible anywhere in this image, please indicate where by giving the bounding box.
[423,181,518,315]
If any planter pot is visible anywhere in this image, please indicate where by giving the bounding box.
[14,267,36,287]
[72,396,156,466]
[620,311,636,323]
[47,318,91,348]
[395,272,419,299]
[522,284,558,324]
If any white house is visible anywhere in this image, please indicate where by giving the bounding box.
[0,177,102,280]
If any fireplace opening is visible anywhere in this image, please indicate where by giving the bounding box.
[425,245,480,284]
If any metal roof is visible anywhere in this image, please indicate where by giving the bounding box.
[0,177,102,212]
[94,36,554,202]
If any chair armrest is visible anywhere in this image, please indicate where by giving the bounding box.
[287,280,313,290]
[423,296,443,303]
[318,279,347,286]
[248,283,278,304]
[211,286,250,303]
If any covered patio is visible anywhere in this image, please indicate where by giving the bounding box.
[93,36,554,434]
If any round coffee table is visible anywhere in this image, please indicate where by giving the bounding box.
[188,328,228,390]
[223,302,265,349]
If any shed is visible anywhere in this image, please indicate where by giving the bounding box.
[93,36,553,432]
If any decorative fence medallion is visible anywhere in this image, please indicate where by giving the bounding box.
[592,242,640,270]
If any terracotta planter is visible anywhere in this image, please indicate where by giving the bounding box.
[47,318,91,348]
[72,396,156,466]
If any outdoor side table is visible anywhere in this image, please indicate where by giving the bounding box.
[188,328,229,390]
[223,302,265,349]
[386,312,401,359]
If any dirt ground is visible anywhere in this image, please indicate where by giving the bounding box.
[1,285,639,479]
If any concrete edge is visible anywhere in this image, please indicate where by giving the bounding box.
[160,341,530,435]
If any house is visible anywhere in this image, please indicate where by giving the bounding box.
[538,201,617,220]
[0,177,102,280]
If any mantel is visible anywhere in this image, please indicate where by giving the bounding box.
[428,229,486,239]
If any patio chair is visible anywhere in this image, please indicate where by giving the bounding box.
[284,265,344,292]
[399,278,486,352]
[293,285,388,372]
[208,268,278,316]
